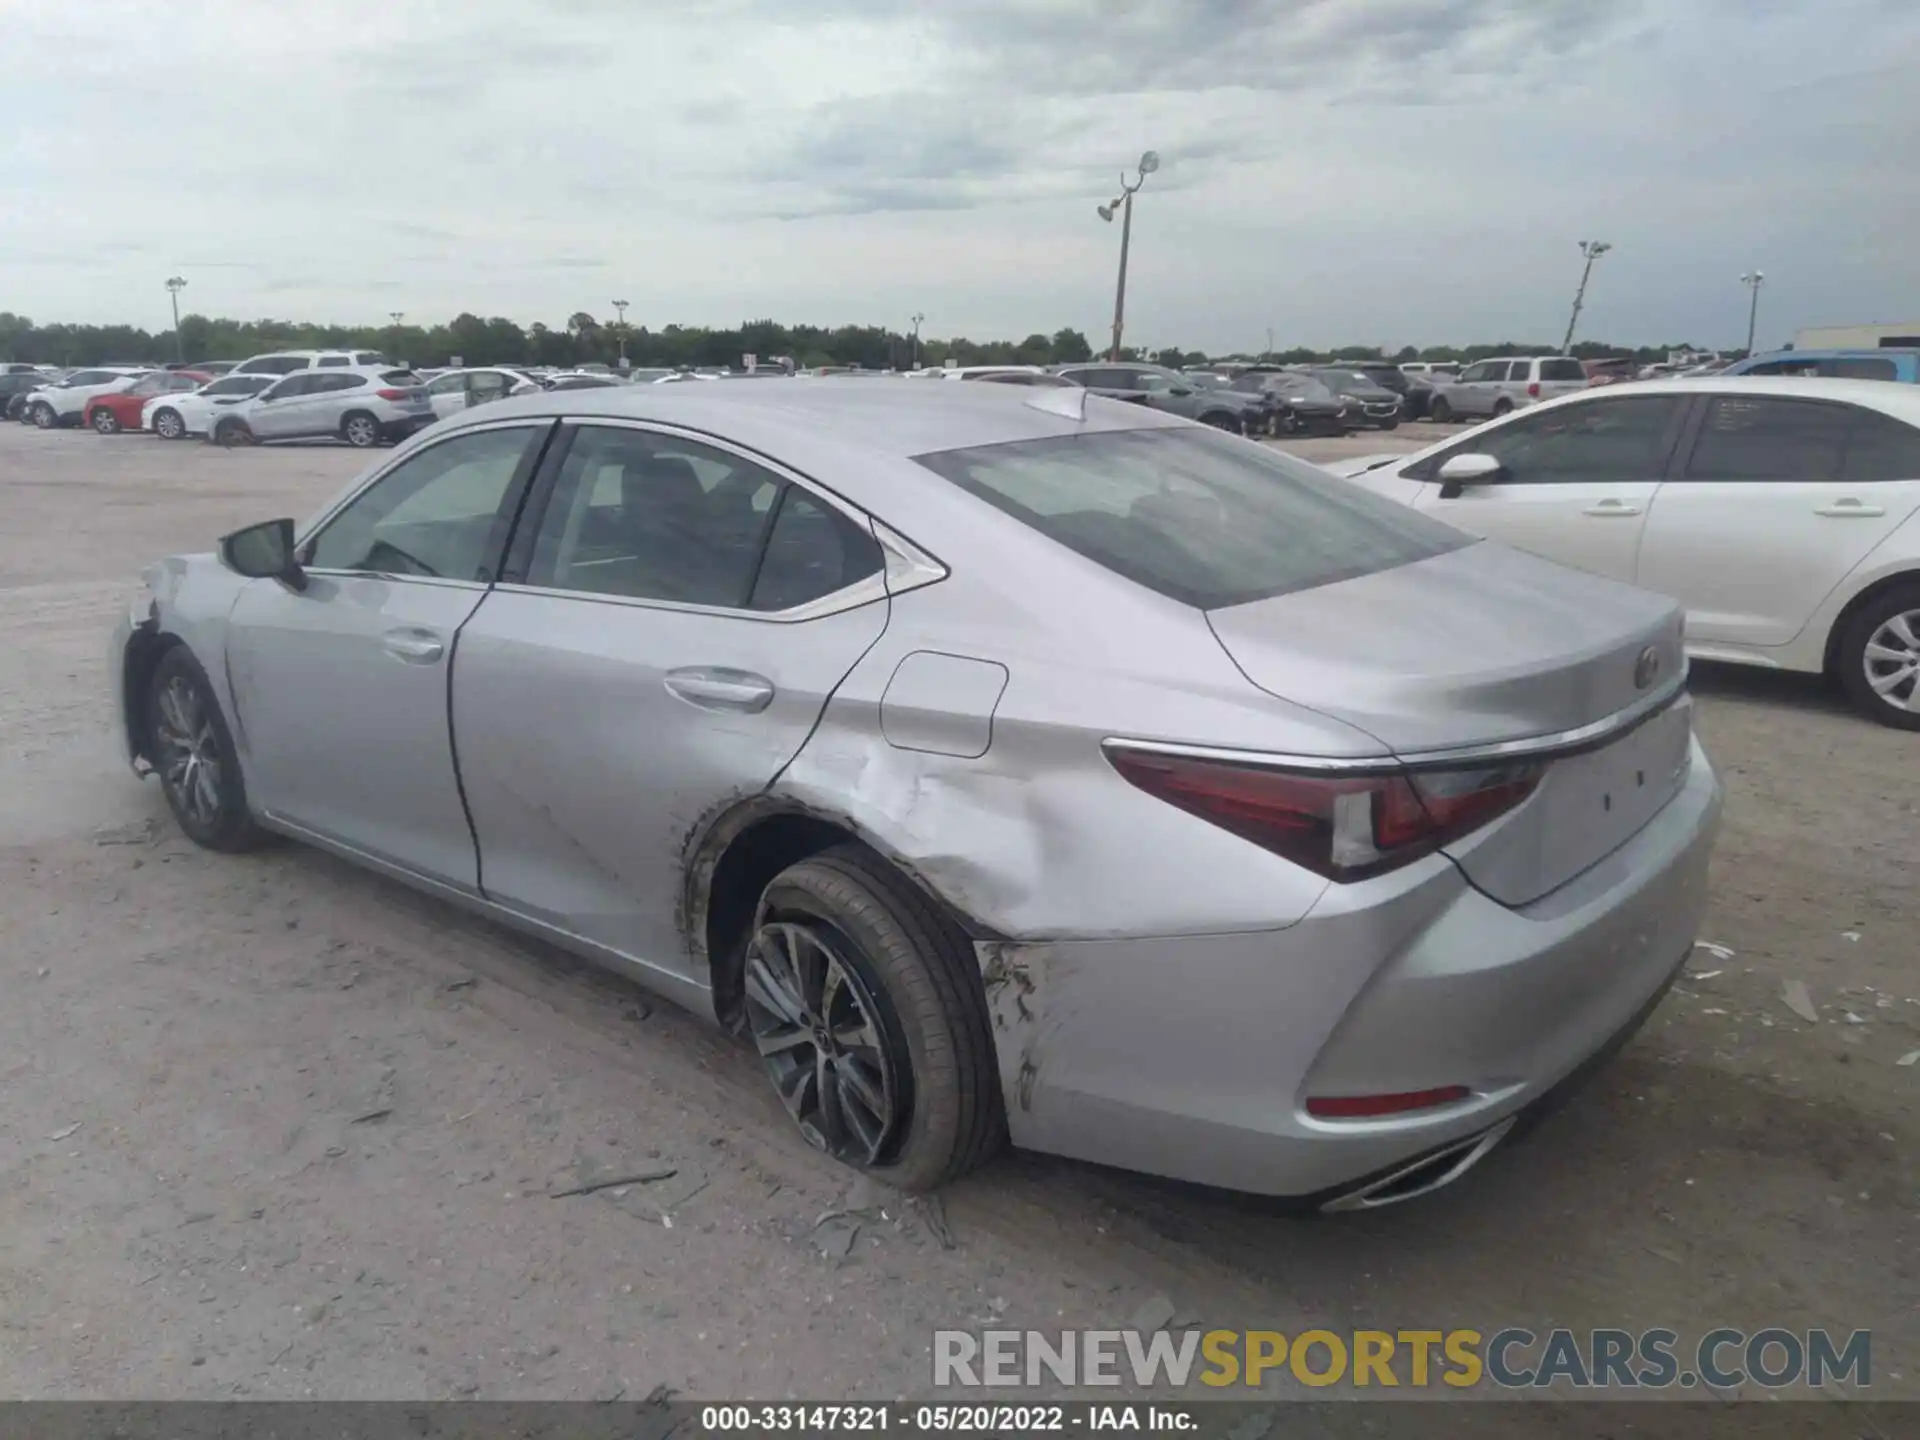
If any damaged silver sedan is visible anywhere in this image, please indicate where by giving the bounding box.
[111,379,1721,1208]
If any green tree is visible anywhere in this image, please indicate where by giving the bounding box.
[1050,327,1093,364]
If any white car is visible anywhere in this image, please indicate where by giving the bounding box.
[142,372,277,439]
[22,367,151,428]
[233,348,390,376]
[1334,377,1920,728]
[422,367,540,421]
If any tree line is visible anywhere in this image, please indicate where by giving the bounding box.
[0,309,1724,371]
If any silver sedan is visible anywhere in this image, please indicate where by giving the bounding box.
[110,380,1721,1207]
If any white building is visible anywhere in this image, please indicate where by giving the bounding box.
[1792,321,1920,349]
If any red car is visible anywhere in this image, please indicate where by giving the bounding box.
[84,370,211,433]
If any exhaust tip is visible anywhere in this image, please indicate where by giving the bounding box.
[1320,1117,1516,1214]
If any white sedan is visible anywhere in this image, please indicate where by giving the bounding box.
[142,372,276,439]
[1333,376,1920,728]
[22,367,151,428]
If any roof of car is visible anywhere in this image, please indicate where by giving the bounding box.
[1512,375,1920,422]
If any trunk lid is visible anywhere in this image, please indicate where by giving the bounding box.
[1207,542,1691,905]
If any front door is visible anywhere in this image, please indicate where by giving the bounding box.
[246,373,314,439]
[1412,392,1689,583]
[1636,395,1920,647]
[223,422,550,884]
[452,422,891,983]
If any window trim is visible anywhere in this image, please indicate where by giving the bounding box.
[496,416,944,624]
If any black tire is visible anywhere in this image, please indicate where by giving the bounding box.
[146,647,269,852]
[1380,417,1400,431]
[30,401,57,429]
[744,845,1005,1191]
[153,408,186,440]
[212,417,253,446]
[1199,410,1240,432]
[1429,396,1453,424]
[91,406,121,434]
[1835,583,1920,731]
[341,411,380,448]
[1492,398,1514,417]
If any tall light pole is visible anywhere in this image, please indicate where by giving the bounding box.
[910,312,924,371]
[1560,240,1612,353]
[1739,271,1765,356]
[1097,150,1160,361]
[611,299,629,369]
[165,276,187,362]
[388,311,404,364]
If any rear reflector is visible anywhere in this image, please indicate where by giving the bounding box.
[1307,1086,1471,1119]
[1526,381,1541,398]
[1105,747,1542,882]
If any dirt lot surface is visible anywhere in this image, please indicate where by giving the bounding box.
[0,419,1913,1418]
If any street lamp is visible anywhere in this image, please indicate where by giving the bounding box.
[1560,240,1612,353]
[910,312,925,371]
[388,311,404,365]
[165,276,187,363]
[1739,271,1766,356]
[1097,149,1160,361]
[612,299,629,369]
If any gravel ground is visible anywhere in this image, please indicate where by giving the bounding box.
[0,420,1913,1412]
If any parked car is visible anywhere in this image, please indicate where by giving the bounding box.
[1582,357,1642,387]
[210,367,433,448]
[1228,370,1347,434]
[964,370,1075,387]
[181,360,240,376]
[1331,377,1920,728]
[233,349,391,377]
[546,372,626,390]
[143,372,278,439]
[2,365,48,421]
[1719,349,1920,384]
[1426,356,1588,423]
[84,370,211,433]
[112,380,1719,1204]
[904,365,1046,381]
[1339,362,1434,419]
[1055,362,1265,433]
[1309,368,1404,429]
[22,367,152,428]
[423,367,540,421]
[1400,361,1460,379]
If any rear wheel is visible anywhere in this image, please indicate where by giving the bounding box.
[1492,398,1514,417]
[1428,396,1453,424]
[341,411,380,448]
[744,846,1005,1191]
[146,647,268,852]
[212,417,253,446]
[1836,585,1920,731]
[91,407,121,434]
[1200,410,1241,433]
[153,408,186,440]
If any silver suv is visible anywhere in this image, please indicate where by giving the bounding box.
[1427,355,1587,423]
[211,367,433,448]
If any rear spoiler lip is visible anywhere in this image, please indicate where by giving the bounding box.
[1103,665,1690,779]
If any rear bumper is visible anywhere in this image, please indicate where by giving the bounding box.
[990,737,1722,1199]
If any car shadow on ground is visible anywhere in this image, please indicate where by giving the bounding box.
[1685,660,1854,718]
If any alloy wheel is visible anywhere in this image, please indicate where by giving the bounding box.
[744,919,902,1167]
[1862,608,1920,713]
[153,675,223,828]
[93,409,119,433]
[344,416,378,447]
[156,411,184,439]
[31,403,55,429]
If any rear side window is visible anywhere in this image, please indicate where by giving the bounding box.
[1822,357,1898,381]
[1841,410,1920,483]
[1540,359,1586,381]
[321,374,366,392]
[318,356,348,367]
[1684,397,1850,482]
[914,427,1469,609]
[380,370,421,385]
[749,489,883,611]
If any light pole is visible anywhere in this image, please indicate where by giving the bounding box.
[910,312,924,371]
[611,299,629,369]
[1560,240,1611,353]
[1097,150,1160,361]
[1739,271,1765,356]
[388,311,404,364]
[165,276,187,362]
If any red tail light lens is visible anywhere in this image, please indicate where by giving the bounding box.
[1307,1086,1471,1119]
[1526,381,1541,398]
[376,388,412,401]
[1105,748,1542,881]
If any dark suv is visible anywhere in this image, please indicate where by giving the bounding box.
[1308,368,1404,430]
[1,364,48,422]
[1055,363,1268,434]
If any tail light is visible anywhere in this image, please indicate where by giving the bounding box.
[376,387,414,401]
[1105,747,1543,882]
[1526,381,1541,398]
[1307,1086,1471,1119]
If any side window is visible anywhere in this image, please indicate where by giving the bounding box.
[749,489,884,611]
[262,375,312,401]
[1540,359,1587,382]
[427,373,467,395]
[1841,410,1920,483]
[1458,362,1492,383]
[322,374,366,392]
[470,372,513,400]
[1822,357,1898,381]
[1683,398,1850,482]
[305,426,538,580]
[1428,397,1685,484]
[525,426,784,607]
[317,356,348,367]
[1744,358,1816,377]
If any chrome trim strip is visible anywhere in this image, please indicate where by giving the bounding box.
[1319,1117,1517,1213]
[300,570,489,592]
[1103,667,1689,775]
[487,575,889,624]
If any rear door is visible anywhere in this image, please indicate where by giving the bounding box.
[1636,395,1920,647]
[1451,360,1501,416]
[451,421,891,983]
[1409,393,1689,581]
[426,372,469,420]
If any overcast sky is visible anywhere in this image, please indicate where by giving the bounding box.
[4,0,1915,351]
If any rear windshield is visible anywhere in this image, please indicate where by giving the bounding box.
[913,427,1470,609]
[381,370,422,384]
[1540,359,1587,381]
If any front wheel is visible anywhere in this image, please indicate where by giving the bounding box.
[1200,411,1240,432]
[341,412,380,448]
[146,647,269,851]
[1836,585,1920,730]
[1380,417,1400,431]
[91,407,121,434]
[153,408,186,440]
[1428,396,1453,424]
[30,401,57,429]
[744,846,1005,1191]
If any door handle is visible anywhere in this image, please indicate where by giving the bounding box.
[1814,499,1886,518]
[381,628,445,664]
[1581,501,1642,517]
[664,667,775,714]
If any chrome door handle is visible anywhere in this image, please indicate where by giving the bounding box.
[1814,499,1885,518]
[1581,501,1642,517]
[664,667,775,714]
[381,628,445,664]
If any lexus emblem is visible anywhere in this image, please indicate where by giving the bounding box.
[1634,646,1661,690]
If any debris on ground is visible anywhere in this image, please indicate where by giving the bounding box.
[912,1194,958,1250]
[1128,1294,1177,1333]
[1898,1051,1920,1067]
[600,1164,708,1221]
[349,1108,392,1125]
[442,975,478,992]
[1693,940,1736,961]
[547,1159,679,1199]
[90,820,156,846]
[842,1175,893,1216]
[813,1214,861,1259]
[47,1123,81,1141]
[1781,980,1820,1024]
[1841,931,1862,942]
[1689,969,1724,981]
